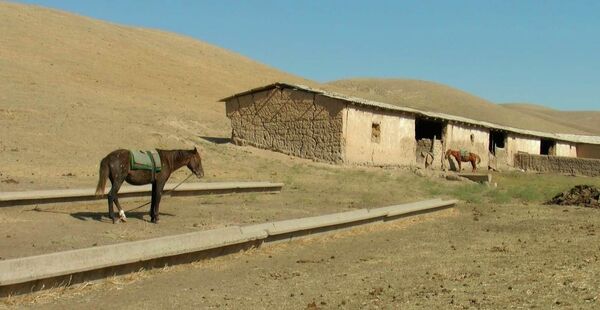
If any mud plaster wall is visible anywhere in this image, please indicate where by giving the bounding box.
[577,144,600,159]
[416,139,443,169]
[555,141,577,157]
[225,88,344,162]
[444,123,489,168]
[503,134,541,166]
[344,105,416,166]
[514,153,600,177]
[491,147,509,170]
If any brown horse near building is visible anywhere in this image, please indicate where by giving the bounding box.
[445,149,481,172]
[95,147,204,224]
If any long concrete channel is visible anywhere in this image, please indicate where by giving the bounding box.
[0,182,284,207]
[0,198,457,296]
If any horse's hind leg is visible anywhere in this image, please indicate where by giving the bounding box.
[108,177,125,224]
[107,182,115,223]
[113,191,127,222]
[471,160,477,172]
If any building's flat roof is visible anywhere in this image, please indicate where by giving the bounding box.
[220,82,600,145]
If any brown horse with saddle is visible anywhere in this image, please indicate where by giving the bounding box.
[445,149,481,172]
[95,147,204,224]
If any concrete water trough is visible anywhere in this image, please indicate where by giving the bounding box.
[0,182,284,207]
[0,198,458,296]
[457,173,492,184]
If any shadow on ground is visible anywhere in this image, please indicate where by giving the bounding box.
[199,136,231,144]
[69,211,175,222]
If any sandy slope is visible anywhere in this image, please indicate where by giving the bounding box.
[0,2,310,185]
[326,79,597,135]
[1,2,597,189]
[501,103,600,135]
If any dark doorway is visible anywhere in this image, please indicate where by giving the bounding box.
[415,118,444,140]
[488,131,506,155]
[540,139,556,155]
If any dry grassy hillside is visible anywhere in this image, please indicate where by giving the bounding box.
[1,2,596,190]
[0,2,312,185]
[502,103,600,135]
[326,79,596,135]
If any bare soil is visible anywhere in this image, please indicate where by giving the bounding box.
[2,3,600,309]
[4,200,600,309]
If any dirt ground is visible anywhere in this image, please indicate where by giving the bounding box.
[0,143,436,260]
[2,142,600,309]
[2,143,600,309]
[0,143,600,309]
[4,199,600,309]
[2,3,600,309]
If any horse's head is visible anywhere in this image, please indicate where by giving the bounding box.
[187,146,204,178]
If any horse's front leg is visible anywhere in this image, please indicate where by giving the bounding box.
[153,180,166,223]
[150,182,158,223]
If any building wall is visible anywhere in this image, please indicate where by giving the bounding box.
[444,123,490,169]
[416,138,444,169]
[503,134,541,166]
[514,153,600,177]
[555,141,577,157]
[577,143,600,159]
[225,87,598,167]
[344,105,416,166]
[225,88,345,163]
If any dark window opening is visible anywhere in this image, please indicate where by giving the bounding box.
[540,139,556,155]
[415,118,444,140]
[488,131,507,154]
[371,123,381,143]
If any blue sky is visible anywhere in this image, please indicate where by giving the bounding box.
[15,0,600,110]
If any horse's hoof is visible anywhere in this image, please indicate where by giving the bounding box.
[118,210,127,222]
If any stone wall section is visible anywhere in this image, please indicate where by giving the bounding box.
[514,153,600,177]
[225,88,345,163]
[416,138,443,169]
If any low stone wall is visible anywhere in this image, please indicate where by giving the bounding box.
[514,153,600,177]
[416,139,443,169]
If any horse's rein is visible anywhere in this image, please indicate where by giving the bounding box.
[125,172,195,212]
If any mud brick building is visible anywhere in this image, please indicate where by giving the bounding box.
[221,83,600,173]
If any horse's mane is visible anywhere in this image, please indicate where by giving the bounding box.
[157,149,196,168]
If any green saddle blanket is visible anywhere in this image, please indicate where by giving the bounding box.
[460,149,469,157]
[130,150,162,172]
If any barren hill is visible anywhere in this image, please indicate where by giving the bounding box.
[1,2,597,189]
[325,79,597,135]
[0,2,312,184]
[501,103,600,136]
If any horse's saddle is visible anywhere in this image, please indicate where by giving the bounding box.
[460,149,470,158]
[130,150,162,172]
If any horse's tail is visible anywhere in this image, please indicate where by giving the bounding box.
[477,154,481,164]
[95,157,109,197]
